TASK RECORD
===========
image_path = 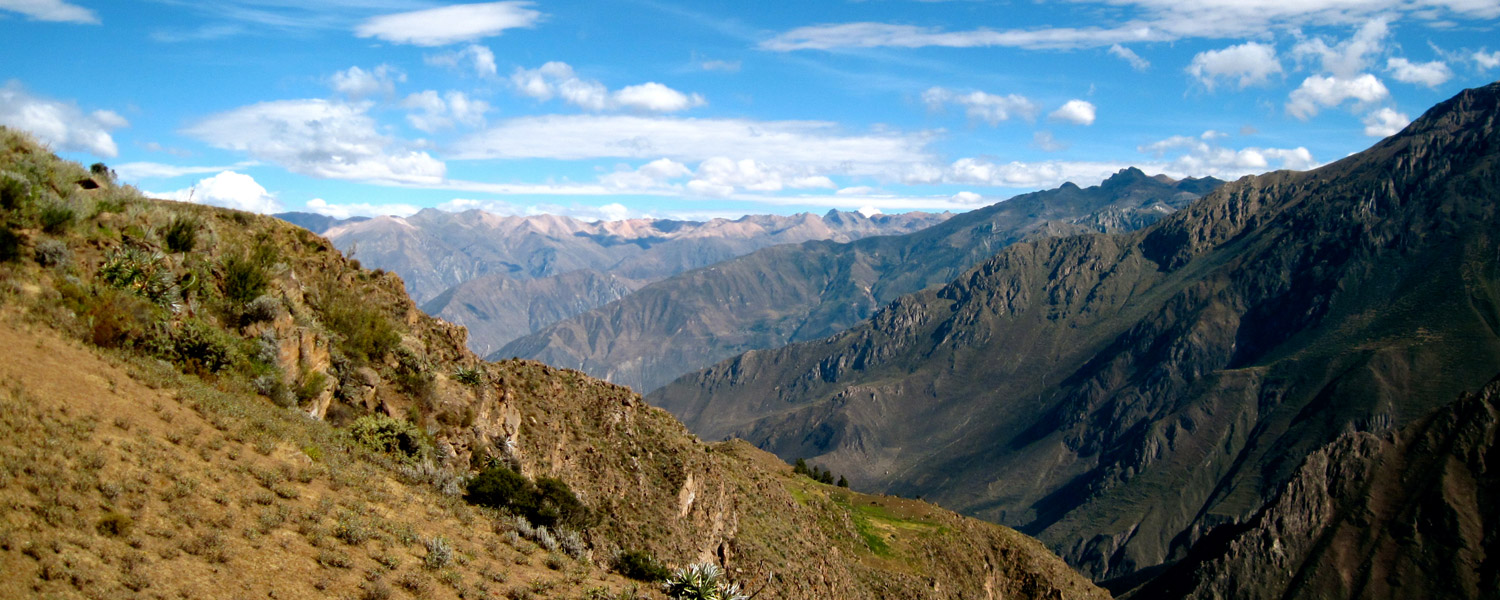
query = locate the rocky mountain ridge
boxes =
[310,207,949,354]
[649,81,1500,595]
[504,168,1220,393]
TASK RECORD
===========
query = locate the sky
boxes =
[0,1,1497,222]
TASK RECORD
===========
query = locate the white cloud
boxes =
[152,171,281,214]
[184,99,446,185]
[304,198,421,219]
[401,90,490,132]
[115,161,258,180]
[599,158,692,190]
[760,1,1494,52]
[1475,49,1500,69]
[1033,131,1068,152]
[452,115,932,172]
[435,198,642,222]
[686,158,836,197]
[425,44,498,78]
[923,87,1039,125]
[1285,73,1390,119]
[0,81,126,157]
[1187,42,1282,90]
[329,64,404,98]
[1362,107,1410,136]
[510,62,703,113]
[355,1,542,46]
[1290,18,1390,78]
[1109,44,1150,70]
[1385,57,1452,87]
[950,191,984,205]
[699,59,741,72]
[1049,100,1096,125]
[614,83,707,112]
[0,0,97,23]
[856,206,882,217]
[1137,131,1319,174]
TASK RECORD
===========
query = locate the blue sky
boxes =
[1,0,1497,221]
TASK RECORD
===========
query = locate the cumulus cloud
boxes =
[1187,42,1282,90]
[355,1,542,46]
[425,44,498,78]
[1385,57,1452,87]
[1109,44,1150,70]
[329,64,404,98]
[0,81,126,157]
[435,198,638,222]
[1049,100,1096,125]
[1362,107,1410,136]
[1285,73,1390,119]
[1137,130,1319,174]
[0,0,97,23]
[686,157,836,197]
[152,171,281,214]
[598,158,692,190]
[304,198,421,219]
[510,62,704,112]
[923,87,1039,125]
[184,99,445,185]
[401,90,490,132]
[452,115,932,173]
[1290,18,1390,78]
[1475,49,1500,69]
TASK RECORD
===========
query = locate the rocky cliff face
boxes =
[649,81,1500,594]
[505,170,1219,393]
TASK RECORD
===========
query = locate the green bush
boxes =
[222,252,269,306]
[615,550,671,583]
[99,246,181,309]
[156,318,242,374]
[295,371,329,405]
[39,202,73,234]
[0,173,29,211]
[0,225,18,262]
[85,288,165,349]
[349,414,427,461]
[162,215,199,253]
[464,465,592,530]
[319,284,400,364]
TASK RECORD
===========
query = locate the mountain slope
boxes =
[0,126,1101,600]
[504,169,1219,393]
[649,81,1500,592]
[320,208,947,355]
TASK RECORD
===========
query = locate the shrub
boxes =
[158,318,241,374]
[616,550,670,583]
[96,512,134,537]
[295,370,329,406]
[162,215,199,253]
[100,245,181,309]
[90,162,115,182]
[86,288,164,349]
[222,252,269,306]
[33,239,68,267]
[319,284,400,364]
[39,202,73,234]
[423,536,452,570]
[453,366,483,386]
[0,225,19,262]
[254,374,295,408]
[0,173,29,210]
[465,466,592,530]
[349,414,427,461]
[242,295,280,325]
[662,563,747,600]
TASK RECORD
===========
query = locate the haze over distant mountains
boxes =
[502,169,1222,393]
[650,82,1500,596]
[280,208,949,355]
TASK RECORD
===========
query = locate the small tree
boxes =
[793,458,808,476]
[837,475,849,488]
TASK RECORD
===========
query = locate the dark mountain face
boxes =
[502,170,1220,393]
[421,269,639,356]
[648,82,1500,592]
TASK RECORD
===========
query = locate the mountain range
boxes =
[501,169,1221,393]
[649,81,1500,596]
[294,208,948,355]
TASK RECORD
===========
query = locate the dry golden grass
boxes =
[0,313,648,600]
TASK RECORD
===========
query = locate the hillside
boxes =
[316,207,949,355]
[0,127,1102,599]
[504,169,1219,393]
[649,81,1500,594]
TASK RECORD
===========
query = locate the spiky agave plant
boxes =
[99,245,182,310]
[662,563,748,600]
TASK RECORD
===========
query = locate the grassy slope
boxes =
[0,127,1105,600]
